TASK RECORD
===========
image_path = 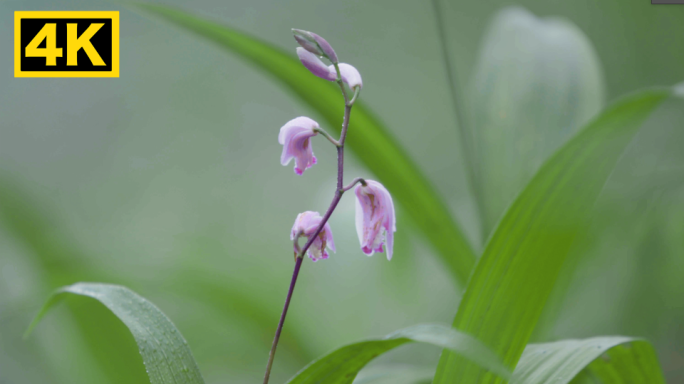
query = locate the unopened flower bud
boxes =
[293,34,323,56]
[310,32,338,64]
[292,29,338,64]
[296,47,336,81]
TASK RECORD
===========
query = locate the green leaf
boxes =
[434,88,681,384]
[468,7,605,235]
[352,366,433,384]
[287,324,510,384]
[0,178,151,384]
[512,337,665,383]
[26,282,205,384]
[131,3,476,286]
[0,177,314,379]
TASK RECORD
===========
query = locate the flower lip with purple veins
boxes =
[278,116,319,175]
[291,211,336,261]
[354,180,396,260]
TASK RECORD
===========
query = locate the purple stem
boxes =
[262,256,303,384]
[262,86,353,384]
[296,104,351,259]
[342,177,367,192]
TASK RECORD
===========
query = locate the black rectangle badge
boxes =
[14,11,119,77]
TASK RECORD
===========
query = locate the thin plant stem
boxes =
[348,87,361,106]
[332,63,350,103]
[314,127,341,147]
[342,177,367,192]
[263,77,354,384]
[430,0,486,244]
[262,256,303,384]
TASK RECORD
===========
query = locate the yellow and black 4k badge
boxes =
[14,11,119,78]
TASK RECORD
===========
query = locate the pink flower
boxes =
[354,180,396,260]
[297,47,336,81]
[291,211,336,261]
[279,116,319,175]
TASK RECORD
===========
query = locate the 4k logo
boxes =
[14,11,119,77]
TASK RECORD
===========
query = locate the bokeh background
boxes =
[1,0,683,383]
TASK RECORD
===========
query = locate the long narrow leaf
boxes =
[513,337,665,383]
[434,88,681,384]
[287,324,510,384]
[352,366,433,384]
[0,176,313,373]
[0,179,151,384]
[26,283,205,384]
[132,3,476,286]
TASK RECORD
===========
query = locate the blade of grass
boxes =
[286,324,510,384]
[433,88,681,383]
[0,178,151,384]
[430,0,484,243]
[352,366,433,384]
[0,176,316,375]
[513,337,665,383]
[26,282,206,384]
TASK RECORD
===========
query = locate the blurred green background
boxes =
[1,0,683,383]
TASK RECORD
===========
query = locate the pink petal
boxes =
[279,117,319,175]
[324,222,336,252]
[294,34,322,56]
[311,32,338,63]
[297,48,336,81]
[329,63,362,89]
[290,211,336,261]
[354,180,395,260]
[385,226,394,261]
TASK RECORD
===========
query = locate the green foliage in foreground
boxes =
[434,90,676,383]
[26,282,668,384]
[513,337,665,383]
[28,284,508,384]
[26,283,205,384]
[286,324,510,384]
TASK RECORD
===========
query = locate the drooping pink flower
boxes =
[354,180,396,260]
[279,117,319,175]
[297,47,336,81]
[291,211,336,261]
[330,63,363,89]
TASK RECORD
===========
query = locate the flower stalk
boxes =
[263,29,394,384]
[263,61,353,384]
[342,177,367,192]
[262,256,303,384]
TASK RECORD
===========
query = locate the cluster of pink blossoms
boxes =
[278,30,396,263]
